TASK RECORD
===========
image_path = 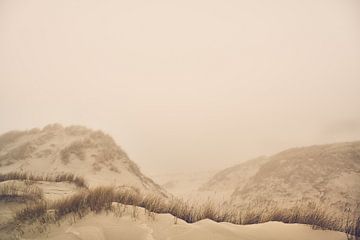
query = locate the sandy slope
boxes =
[201,141,360,212]
[20,203,347,240]
[0,124,166,195]
[0,202,25,225]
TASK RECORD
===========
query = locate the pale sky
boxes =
[1,0,360,174]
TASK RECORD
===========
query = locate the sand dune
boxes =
[24,204,347,240]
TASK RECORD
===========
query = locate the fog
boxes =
[0,0,360,174]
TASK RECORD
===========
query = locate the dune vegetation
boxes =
[0,181,43,202]
[6,186,359,238]
[0,172,87,188]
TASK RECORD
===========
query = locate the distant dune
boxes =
[201,141,360,214]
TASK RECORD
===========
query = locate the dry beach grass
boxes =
[8,186,359,238]
[0,172,87,188]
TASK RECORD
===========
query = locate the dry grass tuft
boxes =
[0,181,43,202]
[51,191,88,219]
[0,172,87,188]
[113,188,142,206]
[139,194,164,213]
[15,201,47,222]
[86,186,114,212]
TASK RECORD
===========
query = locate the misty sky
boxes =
[1,0,360,174]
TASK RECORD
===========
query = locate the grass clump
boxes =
[86,186,114,212]
[52,191,88,218]
[15,187,116,222]
[0,181,43,202]
[15,202,47,222]
[0,172,87,188]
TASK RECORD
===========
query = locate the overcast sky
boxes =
[1,0,360,174]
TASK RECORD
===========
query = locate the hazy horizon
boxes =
[1,0,360,175]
